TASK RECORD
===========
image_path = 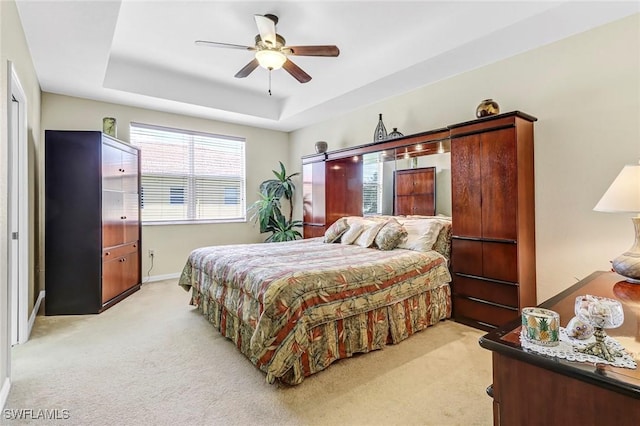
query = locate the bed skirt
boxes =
[188,284,451,385]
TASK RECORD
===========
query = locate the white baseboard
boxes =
[143,272,181,283]
[27,291,45,341]
[0,377,10,410]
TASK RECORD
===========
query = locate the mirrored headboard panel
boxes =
[304,127,451,234]
[361,138,451,218]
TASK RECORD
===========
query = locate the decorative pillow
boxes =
[324,217,349,243]
[374,219,408,250]
[354,220,388,248]
[340,222,365,245]
[396,219,445,252]
[432,220,453,259]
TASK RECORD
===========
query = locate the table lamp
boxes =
[594,162,640,283]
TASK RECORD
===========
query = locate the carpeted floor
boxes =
[4,279,493,426]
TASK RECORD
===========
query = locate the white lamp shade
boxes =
[255,50,287,70]
[594,164,640,213]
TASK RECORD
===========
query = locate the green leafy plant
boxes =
[248,161,302,242]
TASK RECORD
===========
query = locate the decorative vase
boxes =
[475,99,500,118]
[102,117,117,137]
[314,141,328,154]
[373,113,387,141]
[388,128,404,139]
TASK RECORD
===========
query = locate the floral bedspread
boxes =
[178,238,451,382]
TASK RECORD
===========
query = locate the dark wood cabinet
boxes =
[45,130,141,315]
[302,155,327,238]
[394,167,435,215]
[325,157,363,227]
[480,272,640,426]
[449,112,537,330]
[301,154,363,238]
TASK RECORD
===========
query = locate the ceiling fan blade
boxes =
[195,40,255,51]
[283,59,312,83]
[254,14,277,47]
[286,45,340,57]
[234,59,260,78]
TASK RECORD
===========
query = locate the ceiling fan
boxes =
[195,14,340,84]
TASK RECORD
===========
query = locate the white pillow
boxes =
[396,219,445,252]
[340,222,365,245]
[354,220,387,248]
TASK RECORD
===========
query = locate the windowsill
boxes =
[142,218,247,226]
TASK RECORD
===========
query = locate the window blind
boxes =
[363,153,383,215]
[130,122,246,224]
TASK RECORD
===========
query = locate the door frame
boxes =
[7,61,29,345]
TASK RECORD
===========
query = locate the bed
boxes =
[178,216,452,385]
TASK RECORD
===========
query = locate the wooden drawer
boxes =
[453,274,518,308]
[452,239,518,282]
[453,295,519,328]
[103,241,138,261]
[452,239,483,276]
[483,241,518,282]
[395,194,435,216]
[102,251,139,303]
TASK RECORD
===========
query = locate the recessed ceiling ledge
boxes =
[103,55,282,120]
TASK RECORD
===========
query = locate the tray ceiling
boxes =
[15,1,639,131]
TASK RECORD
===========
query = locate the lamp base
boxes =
[612,216,640,284]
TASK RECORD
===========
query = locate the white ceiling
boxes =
[15,1,639,132]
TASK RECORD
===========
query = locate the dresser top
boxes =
[480,271,640,399]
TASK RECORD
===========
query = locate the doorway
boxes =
[8,62,29,345]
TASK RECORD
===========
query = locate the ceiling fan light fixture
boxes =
[255,49,287,70]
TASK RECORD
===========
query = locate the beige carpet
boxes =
[4,280,493,426]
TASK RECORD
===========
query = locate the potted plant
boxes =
[248,161,303,242]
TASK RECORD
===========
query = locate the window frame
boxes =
[130,121,247,225]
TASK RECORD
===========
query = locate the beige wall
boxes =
[1,0,42,406]
[40,94,290,279]
[289,14,640,302]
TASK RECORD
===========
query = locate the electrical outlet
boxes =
[148,249,155,258]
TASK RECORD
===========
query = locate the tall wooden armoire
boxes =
[449,112,537,330]
[45,130,141,315]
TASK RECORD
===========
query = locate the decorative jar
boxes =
[388,128,404,139]
[475,99,500,118]
[102,117,117,137]
[314,141,328,154]
[521,307,560,346]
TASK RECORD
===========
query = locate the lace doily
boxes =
[520,327,637,369]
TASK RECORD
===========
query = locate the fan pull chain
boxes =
[268,68,273,96]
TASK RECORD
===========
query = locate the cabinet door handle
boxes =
[105,252,110,256]
[119,258,126,263]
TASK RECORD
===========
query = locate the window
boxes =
[130,122,246,224]
[362,152,383,215]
